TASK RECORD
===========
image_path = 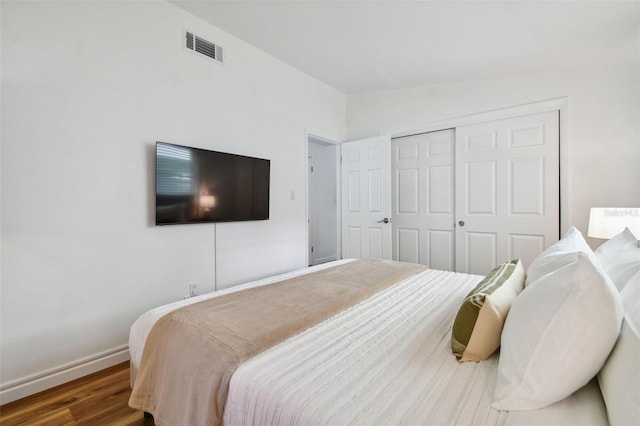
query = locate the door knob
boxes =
[458,220,465,226]
[378,217,391,224]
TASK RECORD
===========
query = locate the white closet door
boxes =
[392,129,455,269]
[341,136,392,259]
[455,111,560,274]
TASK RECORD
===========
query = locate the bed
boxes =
[128,228,639,426]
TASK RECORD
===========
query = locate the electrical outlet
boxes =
[189,282,198,297]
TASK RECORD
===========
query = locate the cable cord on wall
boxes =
[214,222,217,292]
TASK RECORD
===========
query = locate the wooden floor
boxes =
[0,362,153,426]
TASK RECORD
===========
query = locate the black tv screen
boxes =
[155,142,270,225]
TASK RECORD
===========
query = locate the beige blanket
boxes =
[129,258,426,426]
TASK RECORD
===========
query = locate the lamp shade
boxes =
[588,207,640,239]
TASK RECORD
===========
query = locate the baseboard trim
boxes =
[0,345,129,405]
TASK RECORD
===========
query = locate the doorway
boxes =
[308,136,339,266]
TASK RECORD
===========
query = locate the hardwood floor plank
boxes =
[74,403,150,426]
[68,378,131,421]
[0,362,152,425]
[1,408,75,426]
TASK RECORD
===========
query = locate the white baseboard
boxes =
[0,345,130,405]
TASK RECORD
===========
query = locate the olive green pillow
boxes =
[451,259,525,362]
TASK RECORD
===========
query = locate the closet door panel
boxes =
[455,111,559,274]
[392,129,455,268]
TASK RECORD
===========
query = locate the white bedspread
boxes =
[223,268,608,426]
[130,261,608,425]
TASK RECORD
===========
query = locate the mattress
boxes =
[129,260,608,425]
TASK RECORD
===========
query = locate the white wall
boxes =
[0,0,345,401]
[347,65,640,247]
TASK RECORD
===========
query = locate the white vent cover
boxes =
[185,31,224,64]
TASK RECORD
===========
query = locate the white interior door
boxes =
[392,129,455,269]
[455,111,560,274]
[341,135,392,259]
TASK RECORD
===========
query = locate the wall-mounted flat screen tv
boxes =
[155,142,270,225]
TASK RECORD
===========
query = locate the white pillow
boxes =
[598,271,640,426]
[493,255,623,411]
[525,226,597,286]
[595,227,640,291]
[595,227,638,258]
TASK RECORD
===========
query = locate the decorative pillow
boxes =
[493,255,623,411]
[598,271,640,426]
[451,259,525,362]
[595,227,640,291]
[525,226,597,286]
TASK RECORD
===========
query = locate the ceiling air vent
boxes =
[185,31,224,64]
